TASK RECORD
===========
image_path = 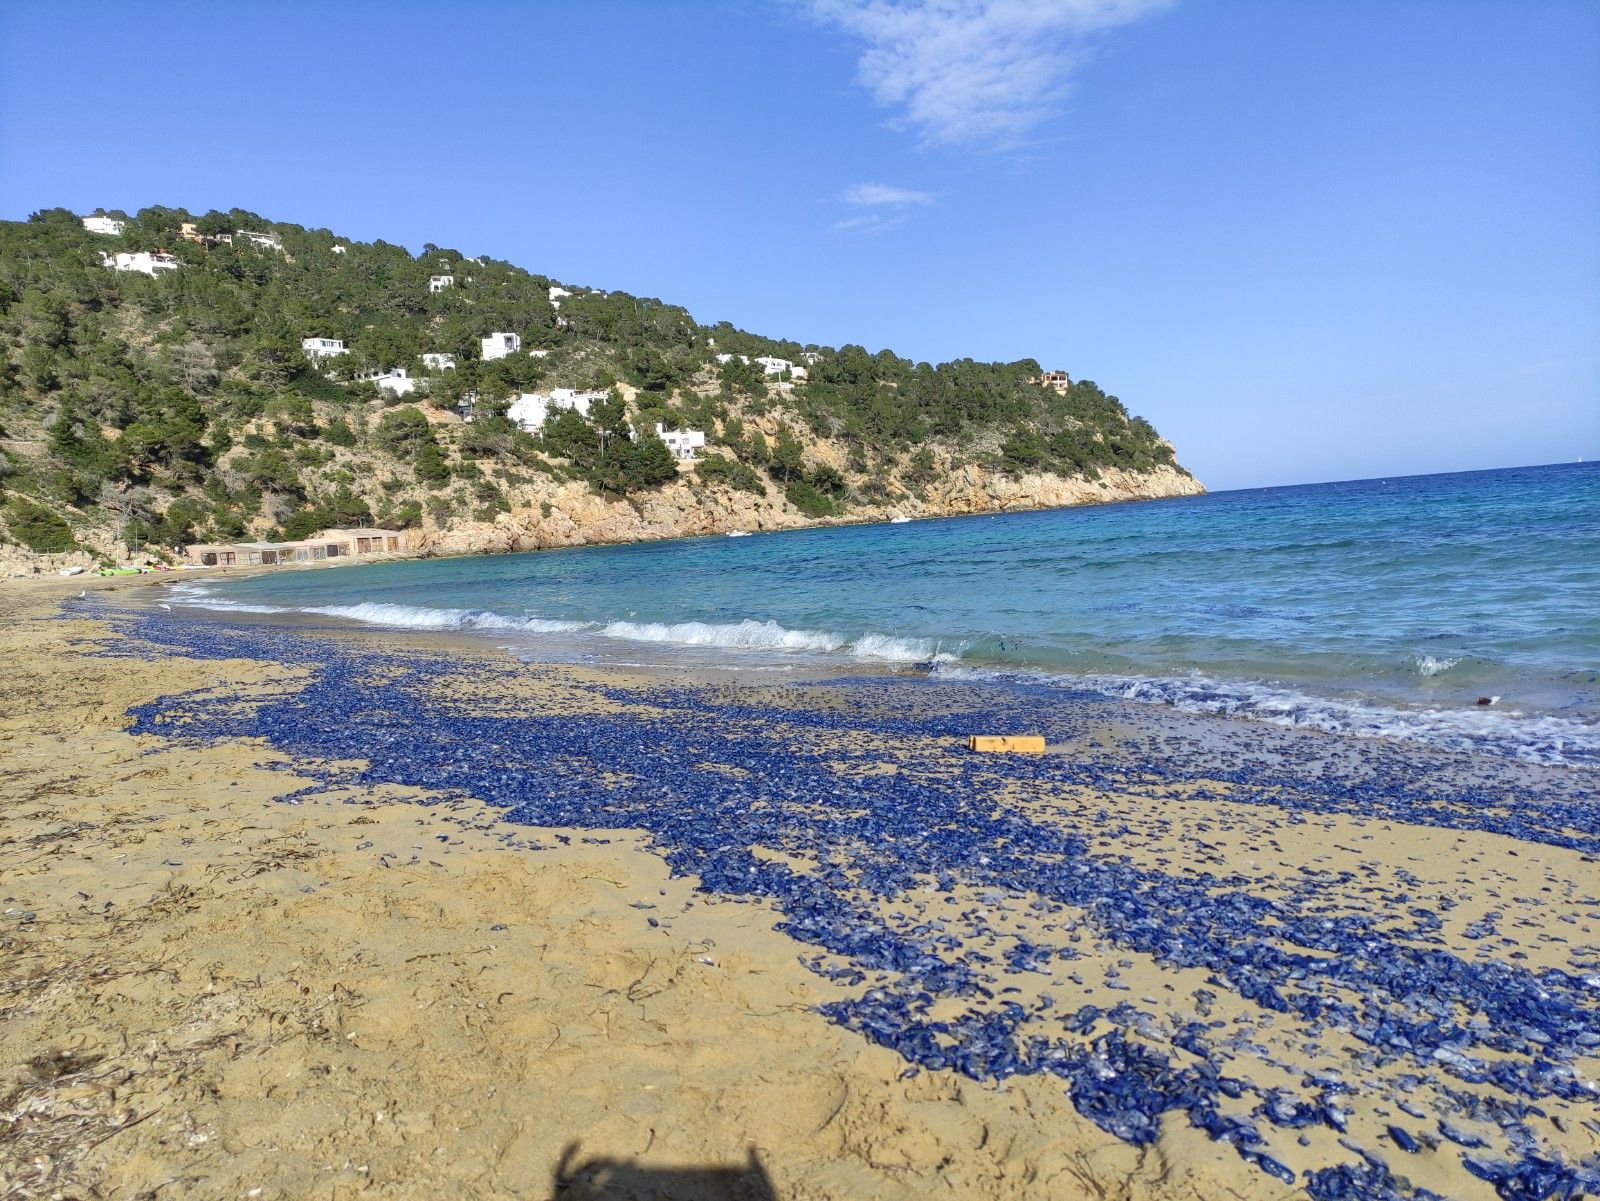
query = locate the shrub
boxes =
[695,454,766,495]
[4,496,78,553]
[785,479,835,518]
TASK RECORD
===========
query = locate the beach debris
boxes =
[967,735,1046,753]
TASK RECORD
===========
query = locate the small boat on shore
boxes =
[727,530,752,538]
[890,515,912,524]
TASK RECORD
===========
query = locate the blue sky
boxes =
[1,0,1595,490]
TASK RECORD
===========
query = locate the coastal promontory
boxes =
[0,207,1201,568]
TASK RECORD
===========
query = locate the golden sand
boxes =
[0,580,1280,1200]
[2,578,1593,1199]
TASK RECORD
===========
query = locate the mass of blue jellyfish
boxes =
[74,597,1600,1200]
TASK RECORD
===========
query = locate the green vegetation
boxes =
[694,454,767,496]
[0,204,1189,557]
[3,496,77,553]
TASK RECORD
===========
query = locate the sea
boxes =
[171,461,1600,767]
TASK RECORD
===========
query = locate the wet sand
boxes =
[1,578,1595,1200]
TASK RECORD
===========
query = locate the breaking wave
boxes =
[170,586,945,664]
[598,617,844,653]
[305,602,589,634]
[1412,654,1462,677]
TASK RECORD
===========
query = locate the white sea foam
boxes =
[849,632,949,663]
[172,585,944,664]
[934,663,1599,766]
[596,618,944,663]
[303,602,590,634]
[165,583,287,614]
[1412,654,1461,677]
[599,618,846,653]
[171,587,589,634]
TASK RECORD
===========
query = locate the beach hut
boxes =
[185,527,407,568]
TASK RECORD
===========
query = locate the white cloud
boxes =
[830,212,909,235]
[808,0,1171,148]
[842,182,935,206]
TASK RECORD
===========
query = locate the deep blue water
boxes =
[179,461,1600,765]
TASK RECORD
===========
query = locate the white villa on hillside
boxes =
[801,351,824,365]
[236,230,283,251]
[82,215,126,236]
[506,388,603,432]
[356,368,416,397]
[550,387,606,409]
[714,353,806,381]
[331,244,347,254]
[481,331,520,360]
[428,274,454,293]
[302,336,347,360]
[422,352,456,371]
[654,424,706,462]
[548,286,572,304]
[102,250,178,276]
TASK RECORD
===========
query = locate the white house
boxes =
[82,215,125,236]
[654,424,706,462]
[102,250,179,276]
[302,336,347,360]
[548,286,572,303]
[800,351,824,365]
[356,368,416,397]
[755,356,795,377]
[428,274,454,293]
[506,388,603,432]
[455,390,480,422]
[481,331,520,361]
[236,230,283,251]
[331,244,347,255]
[714,353,749,365]
[421,352,457,371]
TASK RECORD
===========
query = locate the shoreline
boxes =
[156,564,1600,770]
[4,583,1597,1199]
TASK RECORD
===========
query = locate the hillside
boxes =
[0,205,1201,566]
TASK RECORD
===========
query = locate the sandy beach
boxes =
[2,579,1595,1200]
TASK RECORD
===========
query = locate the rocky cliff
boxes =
[417,459,1203,557]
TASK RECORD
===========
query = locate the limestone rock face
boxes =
[417,464,1204,558]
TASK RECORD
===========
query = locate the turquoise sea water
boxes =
[177,462,1600,765]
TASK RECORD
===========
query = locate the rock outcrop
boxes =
[417,463,1203,558]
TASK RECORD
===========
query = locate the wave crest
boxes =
[1412,654,1461,677]
[171,586,942,664]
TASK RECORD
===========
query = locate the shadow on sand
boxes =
[551,1141,777,1200]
